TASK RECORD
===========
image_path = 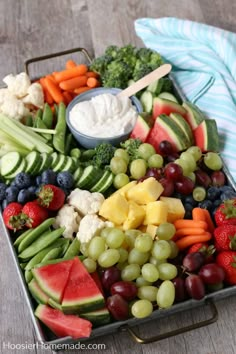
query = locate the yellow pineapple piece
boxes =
[143,201,168,225]
[126,177,164,205]
[146,224,158,239]
[113,181,137,197]
[99,193,129,225]
[160,196,185,222]
[123,201,146,230]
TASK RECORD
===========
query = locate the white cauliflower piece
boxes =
[3,72,31,98]
[53,204,81,239]
[0,88,9,106]
[77,214,113,243]
[22,82,44,108]
[68,188,105,216]
[0,94,30,120]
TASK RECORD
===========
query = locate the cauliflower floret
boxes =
[3,72,31,98]
[0,88,9,106]
[68,188,105,216]
[53,204,81,239]
[22,82,44,108]
[0,94,30,120]
[77,214,114,243]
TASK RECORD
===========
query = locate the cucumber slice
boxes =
[61,156,75,172]
[25,151,41,174]
[51,152,60,169]
[73,166,84,182]
[83,169,104,190]
[52,154,67,172]
[0,152,22,176]
[140,91,153,113]
[31,156,43,176]
[147,79,163,95]
[90,171,113,193]
[158,92,178,103]
[38,153,53,174]
[5,159,27,179]
[76,165,99,189]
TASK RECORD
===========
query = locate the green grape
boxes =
[80,242,89,257]
[82,258,97,273]
[187,146,202,161]
[129,159,147,179]
[137,286,158,302]
[204,152,223,171]
[131,299,153,318]
[156,223,176,240]
[117,261,129,270]
[88,236,106,261]
[168,240,179,259]
[149,256,167,267]
[98,249,120,268]
[175,158,191,175]
[134,233,153,253]
[151,240,171,260]
[113,173,130,189]
[138,143,156,160]
[125,229,141,249]
[148,154,164,168]
[121,264,141,281]
[156,280,175,308]
[180,151,197,172]
[110,157,127,174]
[100,227,113,238]
[128,248,150,265]
[192,186,206,202]
[141,263,159,282]
[157,263,178,280]
[117,248,129,263]
[136,276,152,287]
[186,172,196,183]
[106,228,125,248]
[114,148,130,164]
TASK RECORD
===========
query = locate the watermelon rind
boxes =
[80,307,111,326]
[182,102,205,130]
[152,97,187,120]
[48,298,63,311]
[170,113,194,145]
[194,119,219,152]
[130,114,152,142]
[28,279,49,305]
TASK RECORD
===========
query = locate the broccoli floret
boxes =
[105,45,119,60]
[136,47,153,63]
[89,55,112,76]
[93,143,116,167]
[133,60,153,82]
[102,60,133,88]
[149,52,164,70]
[116,44,137,70]
[120,138,142,161]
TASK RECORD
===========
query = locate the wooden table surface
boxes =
[1,1,236,353]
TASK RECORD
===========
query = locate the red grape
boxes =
[172,277,188,302]
[110,281,138,301]
[107,294,129,320]
[166,153,180,163]
[101,266,121,292]
[195,169,211,188]
[158,140,174,156]
[146,167,164,180]
[164,162,183,181]
[211,171,226,187]
[198,263,225,284]
[159,177,175,197]
[185,274,205,300]
[183,252,205,272]
[174,176,195,195]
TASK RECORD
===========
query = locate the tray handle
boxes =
[24,47,93,76]
[119,299,218,344]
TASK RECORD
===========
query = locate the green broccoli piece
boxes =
[149,52,164,70]
[136,47,153,63]
[105,45,120,60]
[93,143,116,167]
[116,44,137,70]
[89,55,112,76]
[120,138,142,161]
[102,60,133,88]
[133,60,153,82]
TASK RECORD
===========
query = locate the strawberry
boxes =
[22,200,48,228]
[214,225,236,252]
[37,184,65,211]
[3,202,24,231]
[216,251,236,285]
[187,242,215,263]
[214,198,236,226]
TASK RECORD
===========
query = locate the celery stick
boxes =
[0,120,35,150]
[8,116,47,143]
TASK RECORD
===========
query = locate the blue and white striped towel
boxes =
[135,17,236,181]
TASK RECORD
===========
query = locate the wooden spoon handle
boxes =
[117,63,172,98]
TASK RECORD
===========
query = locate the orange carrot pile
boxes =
[173,208,215,250]
[38,59,101,107]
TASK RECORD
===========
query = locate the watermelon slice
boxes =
[80,307,111,326]
[169,113,194,145]
[35,304,92,339]
[62,257,105,314]
[28,279,49,305]
[130,114,153,142]
[193,119,219,152]
[182,102,205,130]
[90,271,105,296]
[32,259,74,303]
[152,97,187,120]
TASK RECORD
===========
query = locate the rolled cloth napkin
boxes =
[135,17,236,181]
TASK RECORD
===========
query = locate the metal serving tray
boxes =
[2,47,236,348]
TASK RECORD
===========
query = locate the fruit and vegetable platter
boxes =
[1,45,236,345]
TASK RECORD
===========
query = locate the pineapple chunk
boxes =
[123,201,145,230]
[99,193,129,225]
[126,177,164,205]
[146,224,158,239]
[160,196,185,222]
[113,181,137,197]
[143,201,168,225]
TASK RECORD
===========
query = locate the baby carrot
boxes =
[175,233,212,250]
[192,207,215,233]
[59,76,88,91]
[62,91,73,105]
[44,77,64,104]
[66,59,77,69]
[173,227,206,241]
[201,209,215,234]
[174,219,208,230]
[74,86,92,95]
[192,207,206,222]
[87,77,100,88]
[39,78,54,105]
[86,71,100,78]
[54,64,88,83]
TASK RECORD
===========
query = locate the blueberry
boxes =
[15,172,32,189]
[220,190,236,201]
[184,195,198,207]
[184,202,193,219]
[219,185,234,193]
[56,171,74,189]
[35,176,42,186]
[198,200,213,210]
[41,169,57,185]
[207,186,221,201]
[10,180,19,189]
[2,199,9,210]
[213,199,222,208]
[17,189,32,204]
[0,183,7,202]
[5,186,19,203]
